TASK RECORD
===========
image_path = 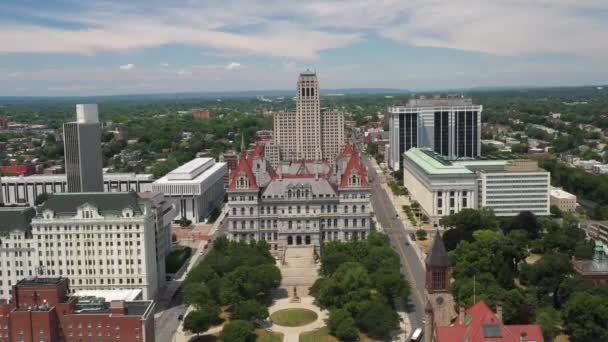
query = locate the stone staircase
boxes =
[278,246,318,298]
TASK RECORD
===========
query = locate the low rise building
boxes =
[1,173,154,206]
[152,158,226,223]
[0,277,155,342]
[226,144,372,256]
[0,192,176,301]
[403,148,550,226]
[550,187,577,212]
[428,300,543,342]
[572,241,608,285]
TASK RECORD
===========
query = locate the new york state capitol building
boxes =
[226,143,372,255]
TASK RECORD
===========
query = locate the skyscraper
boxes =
[274,71,345,162]
[63,104,104,192]
[388,96,482,170]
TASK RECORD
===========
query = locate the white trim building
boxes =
[1,173,154,206]
[0,192,176,301]
[152,158,227,223]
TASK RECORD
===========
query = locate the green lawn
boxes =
[256,329,283,342]
[270,309,318,327]
[299,327,338,342]
[299,327,381,342]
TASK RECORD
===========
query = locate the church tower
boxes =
[425,230,452,293]
[424,230,456,334]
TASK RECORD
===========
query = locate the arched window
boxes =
[237,175,249,189]
[241,207,245,215]
[249,207,254,215]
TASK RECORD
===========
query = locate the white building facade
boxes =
[0,192,176,301]
[403,148,550,226]
[1,173,154,206]
[152,158,227,223]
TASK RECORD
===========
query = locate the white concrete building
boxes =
[388,97,482,170]
[403,148,550,226]
[152,158,227,223]
[0,192,176,301]
[550,186,577,212]
[1,173,154,206]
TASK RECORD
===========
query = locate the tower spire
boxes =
[240,133,246,157]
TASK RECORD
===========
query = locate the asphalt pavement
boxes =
[361,153,427,329]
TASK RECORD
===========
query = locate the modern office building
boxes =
[550,186,577,212]
[1,172,154,206]
[152,158,227,223]
[63,104,104,192]
[273,71,345,162]
[0,277,155,342]
[388,96,482,170]
[0,192,176,301]
[403,148,550,226]
[226,144,372,256]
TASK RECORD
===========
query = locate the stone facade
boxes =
[273,72,345,163]
[225,144,371,256]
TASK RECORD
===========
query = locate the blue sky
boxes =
[0,0,607,96]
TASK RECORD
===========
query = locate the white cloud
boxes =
[160,62,170,67]
[225,62,242,71]
[0,0,606,59]
[119,63,135,70]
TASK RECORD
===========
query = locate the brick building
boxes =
[191,110,210,119]
[0,277,155,342]
[0,165,36,176]
[0,117,7,130]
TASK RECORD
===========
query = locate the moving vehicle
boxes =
[410,328,423,342]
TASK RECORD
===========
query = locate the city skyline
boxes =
[1,0,607,96]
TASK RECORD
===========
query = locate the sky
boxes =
[0,0,607,96]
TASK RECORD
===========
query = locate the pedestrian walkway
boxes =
[277,246,319,297]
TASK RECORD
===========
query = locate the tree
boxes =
[507,211,541,238]
[233,299,268,321]
[183,308,220,336]
[328,309,359,341]
[415,229,427,240]
[550,205,562,218]
[536,306,561,340]
[354,299,399,339]
[562,292,608,342]
[511,143,529,154]
[219,320,256,342]
[178,216,192,227]
[440,208,498,250]
[519,254,573,302]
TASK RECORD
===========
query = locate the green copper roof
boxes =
[0,207,35,233]
[404,148,473,175]
[404,148,510,175]
[40,192,143,216]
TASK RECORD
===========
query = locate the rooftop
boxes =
[73,289,142,302]
[39,192,143,216]
[550,187,576,199]
[155,160,226,185]
[0,207,35,233]
[1,172,153,182]
[405,148,534,176]
[17,276,65,286]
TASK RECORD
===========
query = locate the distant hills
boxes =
[0,85,605,104]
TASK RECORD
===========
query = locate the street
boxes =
[361,153,427,330]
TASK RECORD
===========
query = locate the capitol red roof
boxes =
[228,154,258,189]
[338,143,355,158]
[340,152,369,187]
[435,301,543,342]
